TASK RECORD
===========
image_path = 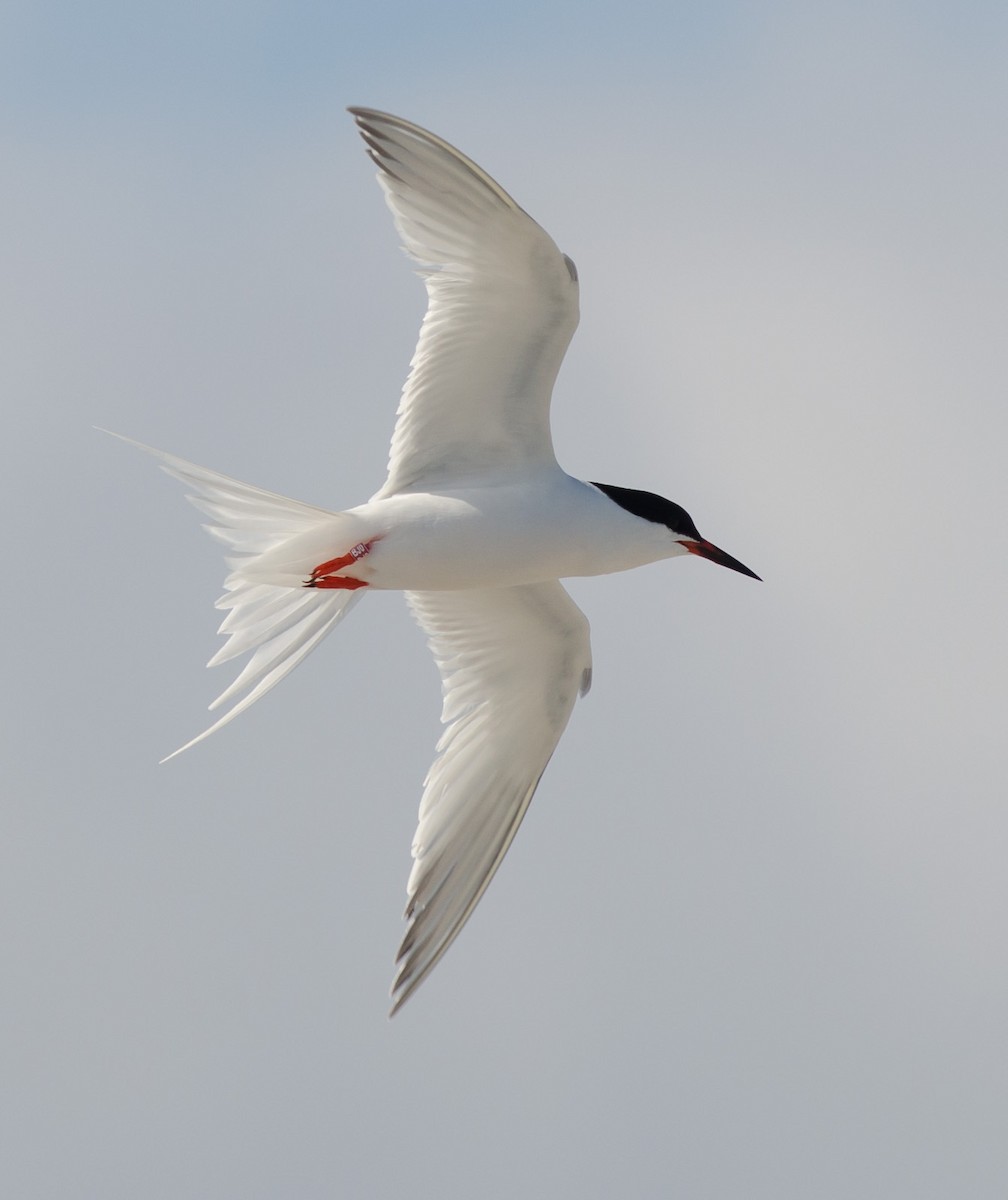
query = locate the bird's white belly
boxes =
[347,479,670,591]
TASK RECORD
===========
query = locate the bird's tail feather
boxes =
[105,433,366,760]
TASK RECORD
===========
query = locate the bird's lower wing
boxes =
[393,582,593,1013]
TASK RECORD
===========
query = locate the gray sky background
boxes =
[4,3,1007,1197]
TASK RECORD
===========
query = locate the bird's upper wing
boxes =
[349,108,580,497]
[393,582,593,1013]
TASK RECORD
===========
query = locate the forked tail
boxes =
[108,434,366,759]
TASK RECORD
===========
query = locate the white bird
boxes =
[116,108,759,1014]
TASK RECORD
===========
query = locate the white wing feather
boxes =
[392,583,592,1013]
[349,108,580,495]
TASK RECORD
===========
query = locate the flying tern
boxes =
[117,108,760,1014]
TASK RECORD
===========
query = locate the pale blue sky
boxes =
[4,3,1008,1197]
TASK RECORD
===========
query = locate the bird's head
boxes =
[590,482,761,581]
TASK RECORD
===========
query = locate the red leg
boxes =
[309,575,369,590]
[305,540,374,590]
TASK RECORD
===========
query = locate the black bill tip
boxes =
[682,539,761,581]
